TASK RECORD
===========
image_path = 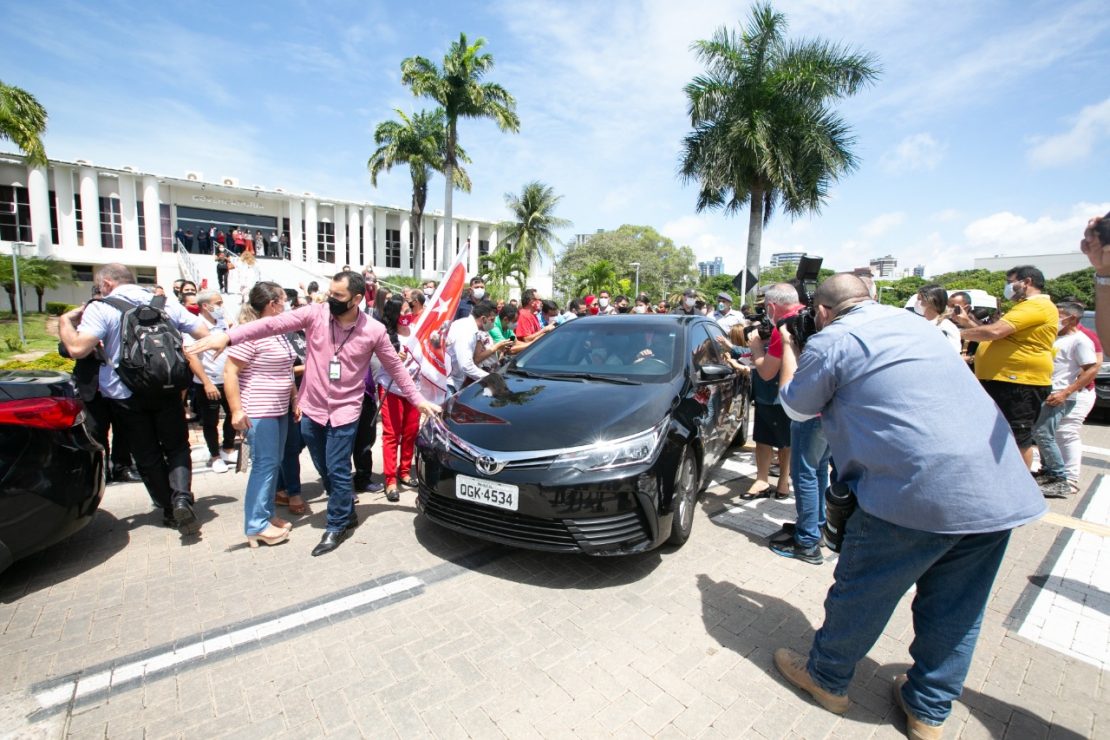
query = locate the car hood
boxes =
[444,373,679,452]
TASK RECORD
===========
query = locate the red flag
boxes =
[407,244,469,402]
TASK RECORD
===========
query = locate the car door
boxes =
[687,321,736,462]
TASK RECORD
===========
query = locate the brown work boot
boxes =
[773,648,851,714]
[893,675,945,739]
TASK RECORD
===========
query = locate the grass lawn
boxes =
[0,312,60,362]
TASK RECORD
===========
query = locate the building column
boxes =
[141,176,161,253]
[399,215,411,277]
[361,208,374,269]
[468,222,480,276]
[78,167,101,249]
[118,174,140,253]
[334,205,347,268]
[304,198,318,265]
[435,219,445,272]
[55,166,78,248]
[289,198,303,263]
[347,205,361,268]
[374,209,387,269]
[26,165,51,255]
[488,227,498,254]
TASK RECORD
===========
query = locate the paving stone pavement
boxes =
[0,416,1107,739]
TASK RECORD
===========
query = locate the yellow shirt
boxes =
[974,295,1058,386]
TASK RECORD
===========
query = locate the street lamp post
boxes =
[629,262,640,298]
[7,201,26,346]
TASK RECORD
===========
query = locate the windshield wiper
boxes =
[504,367,550,379]
[543,372,642,385]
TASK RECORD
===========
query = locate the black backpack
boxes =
[100,295,192,395]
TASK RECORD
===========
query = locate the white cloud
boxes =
[963,202,1110,257]
[880,134,945,173]
[860,211,906,238]
[1027,97,1110,168]
[932,208,962,223]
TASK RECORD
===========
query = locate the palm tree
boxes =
[22,257,73,313]
[401,33,520,270]
[479,246,529,299]
[679,3,879,298]
[498,181,572,270]
[368,108,471,278]
[0,80,48,167]
[574,260,618,297]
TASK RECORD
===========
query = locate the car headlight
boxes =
[551,420,667,472]
[421,415,450,447]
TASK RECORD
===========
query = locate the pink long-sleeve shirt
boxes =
[228,303,425,427]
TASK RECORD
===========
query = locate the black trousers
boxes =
[353,390,379,485]
[198,383,235,458]
[216,265,228,292]
[109,393,193,512]
[84,393,133,470]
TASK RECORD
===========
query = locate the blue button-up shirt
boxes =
[780,301,1045,535]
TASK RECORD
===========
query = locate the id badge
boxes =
[328,359,341,382]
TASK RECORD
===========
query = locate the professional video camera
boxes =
[777,255,823,349]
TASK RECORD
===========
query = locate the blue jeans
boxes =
[276,410,303,495]
[301,416,358,533]
[1032,397,1076,479]
[807,510,1011,725]
[790,418,831,548]
[243,415,287,535]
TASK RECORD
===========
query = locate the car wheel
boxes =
[668,447,699,546]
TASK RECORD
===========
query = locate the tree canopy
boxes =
[0,80,48,167]
[553,225,698,302]
[498,181,571,267]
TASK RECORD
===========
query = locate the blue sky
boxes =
[4,0,1109,277]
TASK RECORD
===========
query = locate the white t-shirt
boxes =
[184,315,228,385]
[1051,331,1097,396]
[934,317,962,353]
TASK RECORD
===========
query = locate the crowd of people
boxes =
[175,225,289,260]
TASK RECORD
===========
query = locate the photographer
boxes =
[740,283,800,499]
[1080,212,1110,347]
[771,274,1045,737]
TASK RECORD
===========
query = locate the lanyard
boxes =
[330,316,357,358]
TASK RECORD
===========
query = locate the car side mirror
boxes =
[698,363,732,382]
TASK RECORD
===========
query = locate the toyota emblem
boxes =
[476,455,506,475]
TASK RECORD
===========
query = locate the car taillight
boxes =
[0,397,83,430]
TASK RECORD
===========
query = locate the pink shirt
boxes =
[228,303,425,427]
[226,335,295,418]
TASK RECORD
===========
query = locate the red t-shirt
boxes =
[767,306,802,359]
[516,308,540,339]
[1077,324,1103,391]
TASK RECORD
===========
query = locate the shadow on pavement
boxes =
[0,510,127,603]
[696,574,1084,738]
[412,514,663,589]
[1028,574,1110,618]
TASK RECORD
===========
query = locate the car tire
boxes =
[668,447,699,547]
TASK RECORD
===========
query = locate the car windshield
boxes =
[511,319,681,382]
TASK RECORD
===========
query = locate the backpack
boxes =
[100,295,192,395]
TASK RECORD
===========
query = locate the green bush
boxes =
[46,302,76,316]
[0,352,75,373]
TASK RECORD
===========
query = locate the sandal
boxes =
[739,488,772,501]
[774,489,792,500]
[287,496,308,515]
[400,475,419,487]
[275,491,291,507]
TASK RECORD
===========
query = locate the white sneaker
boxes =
[219,449,238,463]
[210,458,229,474]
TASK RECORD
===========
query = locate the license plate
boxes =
[455,474,519,511]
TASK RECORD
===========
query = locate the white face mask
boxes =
[599,298,609,308]
[633,305,647,314]
[423,287,434,297]
[913,301,925,316]
[1003,282,1017,301]
[684,297,696,308]
[208,306,225,322]
[472,288,485,300]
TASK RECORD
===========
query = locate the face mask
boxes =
[633,305,647,314]
[423,288,433,297]
[599,298,609,308]
[507,323,516,333]
[618,305,629,314]
[208,306,225,322]
[684,297,696,309]
[185,304,201,315]
[472,288,485,300]
[1003,282,1016,301]
[398,314,413,327]
[913,301,926,316]
[717,302,726,313]
[328,296,352,317]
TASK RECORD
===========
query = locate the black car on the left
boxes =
[0,370,105,574]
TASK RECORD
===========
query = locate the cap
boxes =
[717,291,733,303]
[683,288,697,297]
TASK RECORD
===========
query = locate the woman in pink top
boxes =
[224,282,300,548]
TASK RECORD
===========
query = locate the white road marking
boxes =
[1017,477,1110,671]
[1081,444,1110,458]
[33,576,423,710]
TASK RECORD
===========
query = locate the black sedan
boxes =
[416,314,751,555]
[0,370,105,574]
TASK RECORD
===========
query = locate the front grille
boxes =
[445,440,556,470]
[419,491,651,553]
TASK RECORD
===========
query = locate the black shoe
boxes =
[1039,477,1071,499]
[364,482,385,493]
[311,528,351,556]
[385,487,400,503]
[768,539,823,564]
[769,522,797,544]
[172,495,199,534]
[111,465,143,483]
[161,512,177,528]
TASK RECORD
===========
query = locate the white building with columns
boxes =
[0,153,550,306]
